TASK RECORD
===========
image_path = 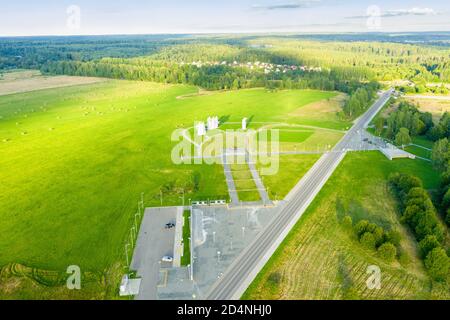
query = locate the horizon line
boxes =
[2,30,450,38]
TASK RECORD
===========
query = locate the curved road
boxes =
[207,89,394,300]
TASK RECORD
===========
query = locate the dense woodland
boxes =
[1,33,450,95]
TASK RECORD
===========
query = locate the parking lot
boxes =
[131,207,181,300]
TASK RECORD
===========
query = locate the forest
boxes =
[1,34,450,95]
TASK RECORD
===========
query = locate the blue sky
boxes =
[1,0,449,36]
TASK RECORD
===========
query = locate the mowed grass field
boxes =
[244,152,449,300]
[259,154,322,201]
[0,77,344,298]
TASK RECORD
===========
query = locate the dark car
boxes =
[165,222,175,229]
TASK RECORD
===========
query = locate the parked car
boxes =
[162,256,173,263]
[165,222,175,229]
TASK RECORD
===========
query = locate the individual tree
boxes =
[431,138,449,171]
[342,215,353,228]
[354,220,370,237]
[360,232,376,250]
[372,226,385,247]
[420,112,433,131]
[411,113,425,136]
[385,230,401,246]
[395,127,411,149]
[427,125,445,141]
[375,117,385,136]
[419,235,441,258]
[446,209,450,226]
[441,188,450,211]
[377,243,397,262]
[424,247,449,281]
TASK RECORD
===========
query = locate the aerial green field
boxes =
[259,154,322,201]
[244,152,449,300]
[0,78,344,298]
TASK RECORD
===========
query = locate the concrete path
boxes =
[409,143,432,151]
[222,154,240,205]
[246,152,272,205]
[172,207,184,268]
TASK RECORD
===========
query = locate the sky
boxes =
[1,0,450,36]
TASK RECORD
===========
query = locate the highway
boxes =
[206,89,394,300]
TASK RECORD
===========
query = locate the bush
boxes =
[419,235,441,258]
[372,226,385,247]
[414,210,440,241]
[385,230,401,246]
[342,215,353,228]
[424,248,450,282]
[267,272,282,285]
[354,220,370,237]
[378,243,397,262]
[389,173,423,202]
[360,232,376,250]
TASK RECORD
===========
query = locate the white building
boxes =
[207,116,219,130]
[196,122,206,136]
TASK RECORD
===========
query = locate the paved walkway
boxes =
[222,154,240,205]
[172,208,184,268]
[409,143,432,151]
[246,152,272,205]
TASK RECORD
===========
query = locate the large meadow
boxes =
[0,73,347,298]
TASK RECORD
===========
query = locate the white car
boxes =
[162,256,173,263]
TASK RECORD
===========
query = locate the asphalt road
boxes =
[206,89,394,300]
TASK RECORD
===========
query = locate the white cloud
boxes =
[252,0,321,11]
[347,7,439,19]
[383,7,438,17]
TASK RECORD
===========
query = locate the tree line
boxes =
[431,136,450,227]
[41,58,364,94]
[389,173,449,282]
[342,82,380,118]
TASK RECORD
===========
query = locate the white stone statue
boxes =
[196,122,206,136]
[242,118,248,131]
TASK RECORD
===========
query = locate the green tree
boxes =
[419,235,441,258]
[354,220,370,237]
[360,232,376,250]
[431,138,449,171]
[427,125,445,142]
[385,230,401,246]
[424,247,449,281]
[342,215,353,228]
[395,127,411,148]
[375,117,385,136]
[377,243,397,262]
[446,209,450,226]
